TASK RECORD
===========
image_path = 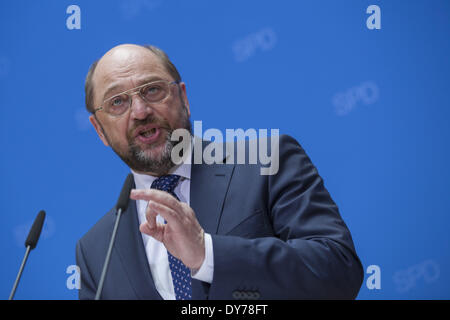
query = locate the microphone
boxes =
[9,210,46,300]
[95,173,134,300]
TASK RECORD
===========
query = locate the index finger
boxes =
[130,189,183,212]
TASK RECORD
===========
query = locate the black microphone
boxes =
[9,210,46,300]
[95,173,134,300]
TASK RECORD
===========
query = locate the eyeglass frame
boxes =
[93,79,181,116]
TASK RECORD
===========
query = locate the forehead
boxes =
[93,46,172,101]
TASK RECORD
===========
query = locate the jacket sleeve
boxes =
[208,135,364,299]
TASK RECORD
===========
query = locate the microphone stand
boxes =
[9,245,32,300]
[94,207,124,300]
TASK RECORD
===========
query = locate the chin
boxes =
[139,138,172,161]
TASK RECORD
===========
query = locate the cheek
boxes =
[104,118,130,145]
[165,102,187,128]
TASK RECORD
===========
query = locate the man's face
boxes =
[89,45,191,175]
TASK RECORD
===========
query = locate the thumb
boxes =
[140,222,165,242]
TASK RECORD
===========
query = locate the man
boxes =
[76,43,363,300]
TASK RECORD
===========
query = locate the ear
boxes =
[89,115,110,147]
[178,82,191,117]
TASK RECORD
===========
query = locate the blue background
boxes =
[1,0,449,300]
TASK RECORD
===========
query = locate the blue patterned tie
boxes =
[150,175,192,300]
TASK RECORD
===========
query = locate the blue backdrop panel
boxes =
[0,0,449,299]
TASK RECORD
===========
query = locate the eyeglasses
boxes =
[94,80,180,116]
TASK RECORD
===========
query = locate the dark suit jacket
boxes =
[76,135,363,299]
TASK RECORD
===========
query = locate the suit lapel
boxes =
[114,199,162,300]
[190,139,235,235]
[189,139,235,300]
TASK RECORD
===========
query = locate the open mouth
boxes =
[135,126,162,144]
[140,127,157,137]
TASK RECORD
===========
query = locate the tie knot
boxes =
[150,174,181,193]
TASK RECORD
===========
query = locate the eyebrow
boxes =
[101,76,167,101]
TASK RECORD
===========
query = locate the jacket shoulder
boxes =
[77,207,116,248]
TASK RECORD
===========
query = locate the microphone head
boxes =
[25,210,46,250]
[116,174,134,212]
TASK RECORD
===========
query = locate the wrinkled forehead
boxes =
[92,46,172,102]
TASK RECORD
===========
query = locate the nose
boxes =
[129,93,153,120]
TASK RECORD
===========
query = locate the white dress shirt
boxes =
[131,142,214,300]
